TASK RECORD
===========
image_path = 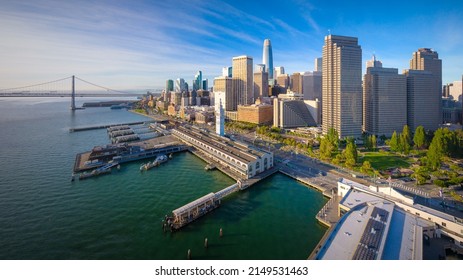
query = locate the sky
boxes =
[1,0,462,92]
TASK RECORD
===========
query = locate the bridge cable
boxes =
[0,76,73,92]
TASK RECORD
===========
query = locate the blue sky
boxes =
[0,0,462,91]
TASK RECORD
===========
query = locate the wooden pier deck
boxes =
[69,121,151,132]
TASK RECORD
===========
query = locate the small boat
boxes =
[205,163,216,171]
[140,155,168,172]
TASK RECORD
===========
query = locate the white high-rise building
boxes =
[322,35,363,138]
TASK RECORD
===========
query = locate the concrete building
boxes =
[410,48,442,96]
[448,81,462,102]
[315,178,463,260]
[254,72,269,99]
[302,71,322,101]
[175,78,186,93]
[232,55,254,106]
[276,74,290,89]
[322,35,363,138]
[442,98,462,124]
[273,92,317,128]
[314,57,322,72]
[366,54,383,68]
[290,72,303,94]
[237,103,273,125]
[363,60,407,137]
[274,66,285,77]
[404,70,441,132]
[222,66,232,78]
[172,125,274,179]
[255,63,266,73]
[214,76,235,111]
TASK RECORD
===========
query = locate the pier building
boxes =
[172,125,273,179]
[313,178,463,260]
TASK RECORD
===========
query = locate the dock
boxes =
[167,182,240,230]
[167,167,279,230]
[69,121,150,132]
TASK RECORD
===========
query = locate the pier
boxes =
[69,121,150,132]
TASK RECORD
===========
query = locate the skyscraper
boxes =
[232,55,253,106]
[314,58,322,72]
[262,39,273,82]
[166,79,174,92]
[254,71,269,99]
[322,35,362,138]
[410,48,442,95]
[404,70,441,132]
[363,57,407,137]
[214,76,234,111]
[290,72,303,94]
[274,66,285,77]
[175,78,185,93]
[194,71,202,91]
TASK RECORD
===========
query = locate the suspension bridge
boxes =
[0,76,145,110]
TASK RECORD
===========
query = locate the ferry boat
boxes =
[205,163,216,171]
[140,155,168,171]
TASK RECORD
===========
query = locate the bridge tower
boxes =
[70,75,76,110]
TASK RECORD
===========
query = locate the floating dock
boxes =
[69,121,150,132]
[166,167,279,231]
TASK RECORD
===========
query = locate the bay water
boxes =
[0,97,327,259]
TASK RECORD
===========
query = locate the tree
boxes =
[319,137,334,160]
[327,127,339,151]
[390,131,399,152]
[370,135,377,151]
[344,138,358,168]
[400,133,411,155]
[360,160,374,176]
[402,125,411,146]
[426,128,452,170]
[413,125,426,149]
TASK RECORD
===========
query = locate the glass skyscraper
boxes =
[262,39,273,81]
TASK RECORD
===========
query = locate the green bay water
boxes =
[0,97,327,259]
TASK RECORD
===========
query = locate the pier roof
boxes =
[175,126,265,164]
[172,193,216,216]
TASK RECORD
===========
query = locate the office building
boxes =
[314,57,322,72]
[404,70,440,132]
[254,72,269,99]
[166,79,174,92]
[202,79,208,91]
[175,78,186,93]
[363,59,407,137]
[302,71,322,101]
[290,72,303,94]
[274,66,285,77]
[222,66,232,78]
[214,76,235,111]
[232,55,254,106]
[237,103,273,125]
[322,35,363,138]
[262,39,274,81]
[276,74,290,89]
[410,48,442,96]
[366,55,382,68]
[255,64,266,73]
[273,92,317,128]
[194,71,202,91]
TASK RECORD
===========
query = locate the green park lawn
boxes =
[360,151,411,171]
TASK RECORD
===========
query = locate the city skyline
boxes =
[1,0,462,90]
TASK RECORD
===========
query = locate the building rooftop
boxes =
[175,126,270,164]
